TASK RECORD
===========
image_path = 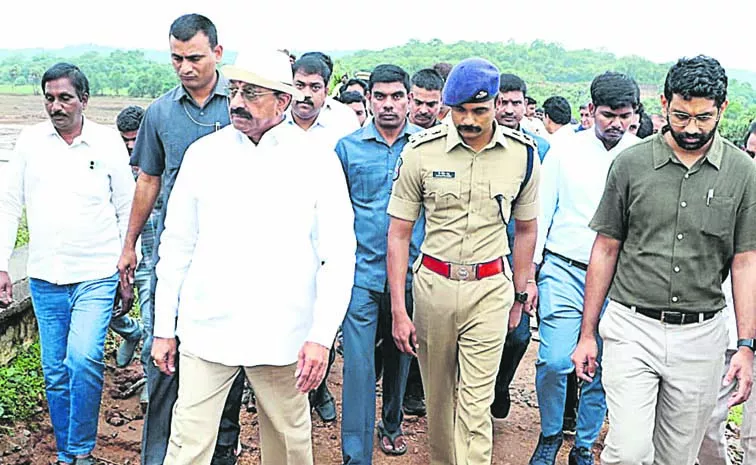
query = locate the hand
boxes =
[151,337,177,376]
[392,313,417,356]
[572,336,599,383]
[508,303,523,333]
[112,280,135,318]
[525,281,538,316]
[117,247,137,290]
[724,347,754,408]
[295,341,329,393]
[0,271,12,309]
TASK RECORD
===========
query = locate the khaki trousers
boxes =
[164,352,313,465]
[697,350,756,465]
[413,265,514,465]
[599,301,728,465]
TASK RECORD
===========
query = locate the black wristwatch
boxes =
[737,339,756,352]
[514,292,528,304]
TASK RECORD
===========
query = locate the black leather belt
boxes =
[616,302,720,325]
[545,249,588,271]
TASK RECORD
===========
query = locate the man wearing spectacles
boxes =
[153,48,355,465]
[116,14,245,465]
[573,55,756,465]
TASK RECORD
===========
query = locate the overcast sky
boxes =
[4,0,755,72]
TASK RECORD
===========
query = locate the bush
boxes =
[0,341,45,421]
[14,210,28,249]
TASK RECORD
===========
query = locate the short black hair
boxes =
[579,103,590,111]
[744,121,756,147]
[368,64,410,93]
[411,68,444,92]
[169,14,218,48]
[339,90,366,106]
[526,96,537,106]
[637,113,654,139]
[543,96,572,125]
[591,72,640,110]
[116,106,145,133]
[499,73,527,95]
[343,78,368,94]
[664,55,728,108]
[300,52,334,74]
[41,63,89,100]
[432,62,452,81]
[292,56,332,85]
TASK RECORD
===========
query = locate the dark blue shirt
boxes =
[506,126,550,267]
[335,120,425,292]
[130,73,230,263]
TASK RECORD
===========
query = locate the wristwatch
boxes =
[514,292,528,304]
[737,339,756,352]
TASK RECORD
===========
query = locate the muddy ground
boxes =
[0,94,746,464]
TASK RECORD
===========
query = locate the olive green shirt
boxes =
[388,122,540,267]
[590,132,756,312]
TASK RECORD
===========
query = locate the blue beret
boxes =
[442,58,500,107]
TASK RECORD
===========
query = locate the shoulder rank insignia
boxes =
[500,125,538,150]
[408,124,449,148]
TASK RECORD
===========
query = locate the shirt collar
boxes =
[445,120,508,153]
[285,101,334,131]
[234,118,293,148]
[359,119,420,145]
[652,131,724,170]
[44,116,93,145]
[173,71,229,102]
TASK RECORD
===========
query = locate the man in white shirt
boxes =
[0,63,135,465]
[286,53,360,423]
[521,96,548,137]
[527,72,640,465]
[287,55,360,154]
[542,96,575,147]
[151,48,355,465]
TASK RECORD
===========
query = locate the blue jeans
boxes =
[341,286,412,465]
[535,254,607,450]
[30,272,118,463]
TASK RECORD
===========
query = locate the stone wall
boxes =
[0,246,36,366]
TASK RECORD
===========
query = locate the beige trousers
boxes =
[599,301,728,465]
[697,350,756,465]
[413,265,514,465]
[163,352,313,465]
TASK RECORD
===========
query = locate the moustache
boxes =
[230,107,253,120]
[457,125,482,133]
[51,111,66,118]
[296,98,314,106]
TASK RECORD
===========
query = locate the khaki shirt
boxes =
[590,132,756,312]
[388,121,540,266]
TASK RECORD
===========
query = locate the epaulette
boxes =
[408,124,449,148]
[500,125,538,151]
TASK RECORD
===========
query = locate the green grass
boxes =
[729,404,743,427]
[0,84,35,95]
[14,211,28,249]
[0,341,45,421]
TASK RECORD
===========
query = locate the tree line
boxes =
[2,39,756,143]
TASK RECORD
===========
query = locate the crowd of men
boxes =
[0,12,754,465]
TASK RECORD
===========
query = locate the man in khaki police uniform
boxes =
[386,57,540,465]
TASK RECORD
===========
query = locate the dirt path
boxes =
[0,340,599,465]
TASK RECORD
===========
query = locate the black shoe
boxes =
[402,392,426,417]
[528,433,563,465]
[310,386,337,422]
[568,446,594,465]
[490,390,511,419]
[562,415,577,436]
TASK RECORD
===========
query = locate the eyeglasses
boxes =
[667,110,719,128]
[227,85,275,102]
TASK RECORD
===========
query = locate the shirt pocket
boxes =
[425,179,461,221]
[488,179,521,225]
[701,197,735,238]
[352,165,386,203]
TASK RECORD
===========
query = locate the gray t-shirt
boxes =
[130,73,230,264]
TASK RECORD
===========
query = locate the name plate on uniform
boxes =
[432,171,455,179]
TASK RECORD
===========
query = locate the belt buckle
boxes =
[450,263,476,281]
[660,311,682,324]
